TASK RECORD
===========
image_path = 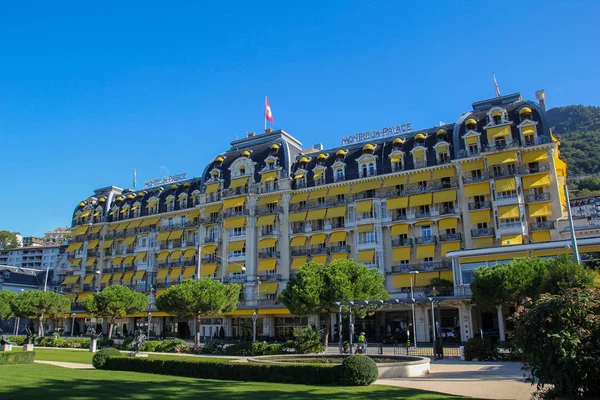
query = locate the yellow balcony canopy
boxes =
[168,229,184,240]
[182,267,195,279]
[259,282,279,295]
[410,171,430,183]
[184,249,196,258]
[387,197,408,210]
[61,275,80,285]
[200,264,217,276]
[205,182,220,194]
[309,188,327,200]
[226,262,244,274]
[409,193,432,207]
[355,200,372,213]
[139,217,161,227]
[85,257,96,267]
[156,269,169,280]
[382,175,407,188]
[289,212,307,222]
[391,224,409,235]
[83,275,95,285]
[438,218,458,230]
[258,258,277,272]
[358,249,375,263]
[257,194,280,206]
[433,190,456,203]
[135,252,147,262]
[495,178,516,192]
[441,242,460,256]
[291,257,307,270]
[156,231,171,241]
[310,234,327,245]
[306,209,326,220]
[327,185,350,196]
[66,242,83,252]
[486,125,511,140]
[311,255,327,264]
[416,244,435,258]
[227,240,245,252]
[353,180,382,193]
[465,182,490,197]
[502,234,523,246]
[487,151,517,166]
[392,247,410,262]
[157,252,170,261]
[201,245,217,254]
[258,238,277,249]
[290,192,309,204]
[122,236,136,246]
[101,239,114,249]
[89,225,102,234]
[528,202,552,218]
[326,206,347,219]
[290,236,307,247]
[432,167,455,179]
[357,224,374,233]
[224,196,246,209]
[224,217,246,229]
[229,176,249,189]
[330,231,347,243]
[133,270,146,281]
[256,215,276,227]
[461,159,484,172]
[261,171,278,183]
[522,149,548,164]
[522,173,551,190]
[498,205,520,219]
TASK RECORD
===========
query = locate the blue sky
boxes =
[1,1,599,237]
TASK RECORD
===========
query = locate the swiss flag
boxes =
[265,97,274,124]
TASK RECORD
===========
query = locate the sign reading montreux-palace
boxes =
[341,123,413,145]
[143,173,187,189]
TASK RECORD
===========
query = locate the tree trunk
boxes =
[195,315,202,346]
[108,317,115,339]
[38,315,44,337]
[324,313,331,349]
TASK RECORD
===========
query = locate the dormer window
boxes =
[465,118,477,131]
[491,109,504,124]
[179,194,188,210]
[412,148,427,169]
[362,143,375,154]
[239,167,246,176]
[165,196,175,212]
[392,137,404,150]
[335,168,345,182]
[436,128,447,142]
[414,133,426,146]
[241,150,251,157]
[464,135,480,156]
[269,143,279,155]
[295,172,307,188]
[391,153,403,172]
[299,157,309,169]
[435,143,450,164]
[519,107,532,122]
[335,150,346,161]
[313,168,326,185]
[132,203,141,218]
[317,153,327,166]
[215,156,224,167]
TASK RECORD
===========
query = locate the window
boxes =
[180,197,187,209]
[266,202,277,213]
[313,219,325,231]
[468,143,479,156]
[440,201,454,213]
[507,163,517,175]
[335,169,344,182]
[239,167,246,176]
[358,231,376,244]
[492,165,502,177]
[233,206,244,216]
[495,137,506,148]
[297,177,307,188]
[337,194,345,201]
[392,160,403,172]
[331,216,345,228]
[316,197,326,205]
[228,248,246,258]
[315,175,325,186]
[229,227,246,237]
[471,169,482,180]
[395,208,407,219]
[418,181,427,190]
[474,195,485,207]
[292,222,305,233]
[528,162,539,173]
[419,205,430,216]
[423,257,434,265]
[441,177,451,189]
[439,152,449,163]
[361,164,368,178]
[498,190,517,199]
[421,225,432,238]
[500,218,519,226]
[525,134,535,145]
[261,224,275,235]
[368,163,375,176]
[396,184,405,194]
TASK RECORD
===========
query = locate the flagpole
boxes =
[264,96,267,131]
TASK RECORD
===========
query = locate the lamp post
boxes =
[251,310,258,343]
[147,312,152,339]
[71,313,76,337]
[428,297,436,344]
[409,271,419,348]
[43,266,50,292]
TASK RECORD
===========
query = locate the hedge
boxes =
[102,356,345,385]
[0,351,36,365]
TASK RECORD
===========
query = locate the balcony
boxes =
[520,163,550,175]
[526,192,551,203]
[523,136,551,146]
[458,148,481,158]
[392,213,408,221]
[222,275,247,284]
[499,221,522,229]
[391,260,452,273]
[222,187,249,198]
[330,245,350,254]
[257,273,281,282]
[468,201,492,210]
[185,220,198,228]
[491,168,517,179]
[223,208,250,218]
[414,210,431,219]
[438,208,457,216]
[158,223,182,232]
[183,259,197,267]
[201,256,221,265]
[258,250,280,258]
[530,221,556,231]
[310,247,328,255]
[139,225,154,233]
[391,238,412,246]
[484,140,520,152]
[201,215,222,224]
[414,236,436,245]
[203,236,221,244]
[125,248,135,254]
[438,232,462,242]
[471,228,494,237]
[184,240,197,247]
[256,205,282,216]
[159,243,170,250]
[291,249,308,256]
[290,226,305,234]
[463,174,490,184]
[204,192,222,203]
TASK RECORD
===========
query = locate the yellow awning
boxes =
[87,240,100,250]
[416,244,435,259]
[529,202,552,217]
[331,253,348,260]
[205,182,220,194]
[355,200,372,213]
[432,167,455,179]
[433,190,456,203]
[295,172,305,179]
[156,231,171,241]
[83,275,95,284]
[502,234,523,246]
[461,159,484,172]
[116,222,130,231]
[229,176,249,189]
[259,282,279,295]
[156,269,169,280]
[261,171,278,183]
[73,226,88,235]
[465,136,479,145]
[258,258,277,271]
[92,209,102,217]
[531,231,551,243]
[290,193,310,204]
[498,204,520,219]
[226,262,244,273]
[496,178,516,192]
[410,171,430,183]
[464,182,490,197]
[522,173,551,189]
[390,153,403,163]
[70,258,82,267]
[438,218,458,230]
[85,257,96,267]
[201,244,217,254]
[310,234,327,245]
[358,224,374,233]
[387,197,409,210]
[327,186,351,196]
[123,256,135,265]
[290,236,307,246]
[89,225,102,234]
[308,188,328,200]
[79,210,91,218]
[169,268,182,280]
[258,238,277,249]
[157,252,170,261]
[112,257,123,264]
[289,212,307,222]
[532,248,570,257]
[200,264,217,276]
[186,209,200,219]
[139,217,161,227]
[183,249,196,258]
[100,274,112,284]
[383,175,408,187]
[486,125,511,140]
[182,267,196,278]
[472,237,494,249]
[127,220,143,229]
[77,292,93,302]
[122,236,136,246]
[393,274,411,288]
[224,196,246,209]
[461,252,529,263]
[133,271,146,280]
[409,193,432,207]
[224,217,246,229]
[169,230,184,240]
[156,289,168,298]
[415,220,433,226]
[227,240,246,251]
[487,151,518,166]
[257,195,280,205]
[392,247,410,261]
[441,241,461,256]
[326,206,347,219]
[122,271,135,282]
[291,257,307,269]
[66,242,83,252]
[358,250,375,263]
[135,252,147,262]
[311,255,327,264]
[353,180,382,193]
[522,149,548,164]
[391,224,409,235]
[202,204,222,214]
[61,275,80,285]
[306,209,327,220]
[330,231,347,243]
[523,126,535,136]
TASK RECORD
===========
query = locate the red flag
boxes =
[265,97,274,124]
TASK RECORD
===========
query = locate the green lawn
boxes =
[0,364,469,400]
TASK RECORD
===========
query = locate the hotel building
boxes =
[57,92,593,343]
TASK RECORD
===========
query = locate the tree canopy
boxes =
[84,285,148,339]
[156,278,241,345]
[11,290,71,336]
[0,231,18,250]
[0,290,17,320]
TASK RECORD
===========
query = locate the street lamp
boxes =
[147,312,152,339]
[71,313,76,337]
[251,310,258,343]
[428,297,436,344]
[409,271,419,348]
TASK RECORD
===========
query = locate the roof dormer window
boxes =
[362,143,375,154]
[392,138,404,150]
[299,156,309,169]
[414,133,426,146]
[269,144,279,155]
[241,150,251,157]
[436,128,447,142]
[491,109,504,124]
[336,149,346,161]
[465,118,477,131]
[317,153,327,166]
[519,107,532,122]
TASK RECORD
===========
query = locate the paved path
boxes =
[35,360,94,370]
[375,359,535,400]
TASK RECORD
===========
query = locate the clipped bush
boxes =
[463,337,499,361]
[157,339,188,353]
[92,347,122,369]
[281,340,295,353]
[0,351,36,365]
[339,355,379,386]
[140,340,161,352]
[293,327,323,354]
[7,336,25,346]
[121,337,134,350]
[97,338,115,349]
[225,343,252,356]
[201,339,225,355]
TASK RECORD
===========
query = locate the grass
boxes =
[0,364,469,399]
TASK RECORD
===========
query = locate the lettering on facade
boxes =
[143,173,187,189]
[341,123,413,146]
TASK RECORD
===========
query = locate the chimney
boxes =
[535,90,546,111]
[247,132,256,138]
[265,128,273,133]
[314,143,323,151]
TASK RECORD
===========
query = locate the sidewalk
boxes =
[375,359,535,400]
[35,360,94,370]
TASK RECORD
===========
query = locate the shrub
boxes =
[226,343,252,356]
[463,337,499,361]
[201,339,226,355]
[7,336,25,346]
[265,343,282,355]
[121,337,134,350]
[140,340,161,352]
[0,351,36,365]
[293,327,323,354]
[339,355,379,386]
[104,356,341,385]
[281,340,295,353]
[157,339,188,353]
[92,347,122,369]
[97,338,115,349]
